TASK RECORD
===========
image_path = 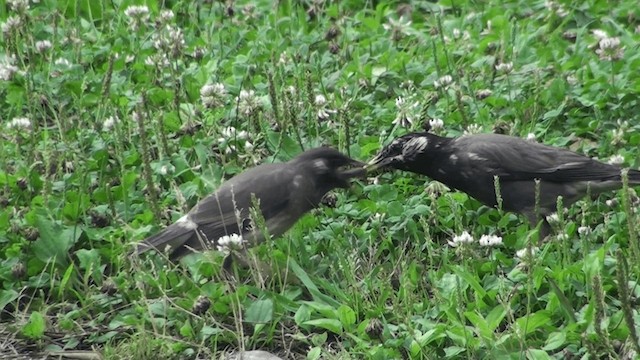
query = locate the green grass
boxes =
[2,0,640,359]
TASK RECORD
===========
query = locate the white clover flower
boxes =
[605,199,618,207]
[144,53,170,68]
[278,52,290,65]
[434,75,453,90]
[526,133,537,142]
[392,96,420,128]
[236,130,248,140]
[546,213,560,225]
[1,15,21,35]
[608,154,624,165]
[200,83,227,109]
[7,0,29,12]
[153,25,185,57]
[495,62,513,74]
[452,28,462,39]
[556,233,569,241]
[463,124,483,136]
[596,36,623,61]
[216,233,244,253]
[102,116,119,131]
[236,89,261,116]
[383,16,412,40]
[7,117,31,130]
[448,231,474,247]
[124,5,150,21]
[244,141,254,151]
[475,89,493,100]
[578,226,591,236]
[35,40,52,54]
[479,234,503,247]
[0,63,19,81]
[544,0,568,17]
[428,118,444,131]
[54,58,71,67]
[158,164,175,176]
[516,246,539,259]
[315,94,336,121]
[592,29,609,40]
[221,126,236,139]
[158,9,175,23]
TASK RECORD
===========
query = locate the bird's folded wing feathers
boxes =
[461,136,622,182]
[187,163,297,236]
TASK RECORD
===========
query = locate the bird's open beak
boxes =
[364,154,393,171]
[337,159,367,179]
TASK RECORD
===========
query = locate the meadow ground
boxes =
[1,0,640,359]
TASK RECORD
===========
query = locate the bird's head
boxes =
[293,147,366,189]
[366,132,432,171]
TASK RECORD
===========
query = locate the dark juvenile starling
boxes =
[136,147,365,260]
[367,132,640,236]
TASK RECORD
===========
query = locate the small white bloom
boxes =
[158,9,175,23]
[428,118,444,131]
[495,62,513,74]
[35,40,52,54]
[448,231,474,247]
[216,233,244,253]
[0,63,19,81]
[7,117,31,130]
[546,213,560,225]
[452,28,462,39]
[605,199,618,207]
[596,37,623,61]
[102,116,119,131]
[236,89,261,116]
[200,83,227,109]
[434,75,453,89]
[608,154,624,165]
[54,58,71,67]
[592,29,609,40]
[244,141,254,151]
[463,124,483,136]
[526,133,537,142]
[392,96,420,128]
[144,53,170,68]
[516,246,539,259]
[7,0,29,12]
[475,89,493,100]
[556,233,569,241]
[314,94,327,106]
[124,5,150,20]
[479,234,503,247]
[1,15,21,35]
[578,226,591,236]
[158,164,174,176]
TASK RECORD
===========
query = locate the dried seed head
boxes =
[101,278,117,295]
[320,193,337,208]
[325,25,340,41]
[365,318,383,339]
[192,295,212,315]
[11,262,26,279]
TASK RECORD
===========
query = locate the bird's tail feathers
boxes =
[134,223,195,257]
[626,169,640,184]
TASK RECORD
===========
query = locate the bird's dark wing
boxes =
[456,134,623,182]
[187,163,299,240]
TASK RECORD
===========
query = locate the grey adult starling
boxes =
[136,147,365,260]
[367,132,640,235]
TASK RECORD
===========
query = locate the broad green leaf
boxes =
[245,299,273,324]
[32,215,82,267]
[542,331,566,351]
[303,318,342,334]
[22,311,46,339]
